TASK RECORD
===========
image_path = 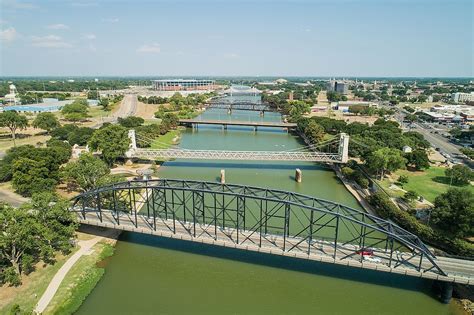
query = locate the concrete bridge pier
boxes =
[259,110,264,117]
[227,108,232,115]
[220,169,225,184]
[295,168,302,182]
[254,126,258,132]
[223,124,228,131]
[437,281,454,304]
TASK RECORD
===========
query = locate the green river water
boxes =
[76,95,462,315]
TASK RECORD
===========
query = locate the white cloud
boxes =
[2,0,37,10]
[31,35,72,48]
[102,18,119,23]
[137,43,161,53]
[0,27,17,42]
[47,24,69,30]
[83,33,96,40]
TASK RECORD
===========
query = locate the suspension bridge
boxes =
[70,179,473,305]
[178,119,297,130]
[126,131,350,163]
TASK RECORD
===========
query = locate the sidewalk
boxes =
[34,237,102,314]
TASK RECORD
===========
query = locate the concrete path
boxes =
[34,237,101,314]
[0,187,29,207]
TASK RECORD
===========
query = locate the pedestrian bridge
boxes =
[127,131,350,163]
[70,179,473,285]
[208,101,272,112]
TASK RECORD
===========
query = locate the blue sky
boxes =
[0,0,472,76]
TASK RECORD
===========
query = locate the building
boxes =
[152,79,216,91]
[452,92,474,103]
[327,80,349,95]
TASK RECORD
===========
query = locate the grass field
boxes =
[150,129,181,149]
[379,166,474,203]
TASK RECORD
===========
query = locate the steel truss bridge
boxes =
[208,101,272,112]
[178,119,297,129]
[127,131,350,163]
[71,179,472,285]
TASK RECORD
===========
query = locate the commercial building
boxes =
[452,92,474,103]
[152,79,216,91]
[327,80,349,94]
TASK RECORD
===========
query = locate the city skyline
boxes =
[0,0,473,77]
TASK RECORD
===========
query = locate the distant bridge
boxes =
[178,119,297,130]
[207,101,272,112]
[127,131,350,163]
[70,179,473,290]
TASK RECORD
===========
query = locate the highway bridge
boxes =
[178,119,297,130]
[70,179,473,304]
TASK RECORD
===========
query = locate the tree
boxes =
[88,124,130,165]
[0,111,28,146]
[0,193,77,284]
[12,158,57,196]
[304,120,325,144]
[445,164,474,186]
[403,190,418,203]
[118,116,145,128]
[61,100,89,122]
[405,114,418,124]
[405,149,430,170]
[62,153,110,192]
[161,112,179,129]
[32,112,60,133]
[398,174,409,185]
[431,188,474,238]
[365,147,407,179]
[98,98,110,111]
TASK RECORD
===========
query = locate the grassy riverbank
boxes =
[150,129,181,149]
[43,241,115,314]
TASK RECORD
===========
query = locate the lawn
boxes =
[380,166,474,203]
[44,241,114,315]
[150,129,181,149]
[0,248,79,314]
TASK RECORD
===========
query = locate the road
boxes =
[394,109,463,160]
[92,94,138,128]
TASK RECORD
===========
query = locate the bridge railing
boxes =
[71,179,445,276]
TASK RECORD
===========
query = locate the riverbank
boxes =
[0,226,120,314]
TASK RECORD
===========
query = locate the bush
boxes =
[398,175,409,185]
[341,167,354,178]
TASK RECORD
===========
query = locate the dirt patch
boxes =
[135,101,162,120]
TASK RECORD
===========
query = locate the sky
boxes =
[0,0,473,77]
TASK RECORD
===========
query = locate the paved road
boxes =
[91,94,138,128]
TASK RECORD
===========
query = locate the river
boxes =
[76,94,463,315]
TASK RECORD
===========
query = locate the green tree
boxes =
[88,124,130,165]
[405,149,430,170]
[445,164,474,186]
[98,98,110,111]
[61,100,89,122]
[32,112,60,133]
[12,158,57,196]
[366,147,407,179]
[0,111,29,146]
[431,188,474,238]
[403,190,418,203]
[118,116,145,128]
[304,120,325,144]
[0,193,76,284]
[62,153,110,192]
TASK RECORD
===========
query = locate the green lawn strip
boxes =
[150,129,181,149]
[0,248,78,314]
[44,242,115,315]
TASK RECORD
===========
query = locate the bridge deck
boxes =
[179,119,297,128]
[76,209,472,285]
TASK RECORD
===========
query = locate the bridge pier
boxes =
[220,169,225,184]
[254,126,257,132]
[260,110,264,117]
[223,124,227,130]
[435,281,454,304]
[227,108,232,115]
[295,168,302,182]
